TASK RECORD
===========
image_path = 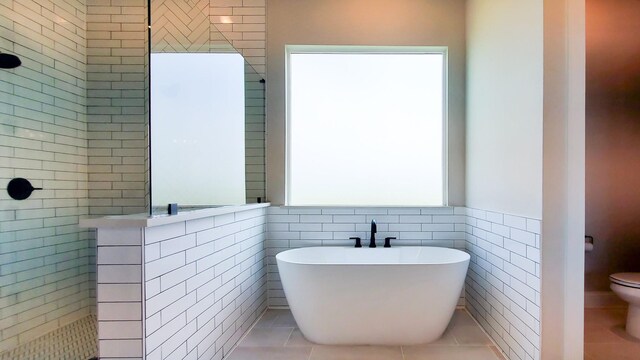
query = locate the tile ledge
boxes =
[79,203,270,229]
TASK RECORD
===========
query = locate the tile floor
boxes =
[228,309,506,360]
[0,316,97,360]
[2,305,633,360]
[585,307,640,360]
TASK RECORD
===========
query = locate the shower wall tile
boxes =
[0,0,92,353]
[245,64,266,204]
[265,206,467,307]
[464,207,541,360]
[211,0,266,76]
[86,0,148,217]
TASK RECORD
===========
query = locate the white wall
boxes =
[266,0,467,205]
[465,0,543,219]
[465,1,546,358]
[541,0,586,357]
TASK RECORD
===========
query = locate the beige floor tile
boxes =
[257,309,295,328]
[489,345,507,360]
[255,309,282,328]
[585,308,626,328]
[240,327,295,347]
[584,324,630,344]
[227,346,312,360]
[309,345,403,360]
[448,309,478,328]
[584,307,640,360]
[426,327,458,346]
[609,324,640,343]
[231,308,502,360]
[450,324,492,345]
[286,329,315,347]
[273,311,298,327]
[402,345,500,360]
[584,342,640,360]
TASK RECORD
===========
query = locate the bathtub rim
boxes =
[275,246,470,266]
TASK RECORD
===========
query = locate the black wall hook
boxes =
[7,178,42,200]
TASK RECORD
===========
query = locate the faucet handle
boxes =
[350,237,362,248]
[384,237,396,248]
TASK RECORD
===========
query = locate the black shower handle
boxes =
[7,178,43,200]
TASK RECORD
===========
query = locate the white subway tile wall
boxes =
[265,206,467,306]
[211,0,266,76]
[93,208,267,360]
[465,208,541,360]
[244,64,265,204]
[0,0,94,352]
[143,208,267,360]
[86,0,148,216]
[96,227,144,360]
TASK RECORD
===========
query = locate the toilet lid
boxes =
[610,273,640,288]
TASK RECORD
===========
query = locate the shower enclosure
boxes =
[0,0,265,358]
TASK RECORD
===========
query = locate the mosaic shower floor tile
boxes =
[0,316,97,360]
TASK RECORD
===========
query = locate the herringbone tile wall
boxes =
[150,0,266,76]
[151,0,235,53]
[211,0,266,76]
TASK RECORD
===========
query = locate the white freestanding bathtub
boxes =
[276,246,470,345]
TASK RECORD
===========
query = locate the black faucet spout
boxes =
[369,219,377,248]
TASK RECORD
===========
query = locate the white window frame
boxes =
[285,45,449,206]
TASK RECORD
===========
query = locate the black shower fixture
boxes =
[0,52,22,69]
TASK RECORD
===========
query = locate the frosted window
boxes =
[151,53,245,207]
[287,50,445,206]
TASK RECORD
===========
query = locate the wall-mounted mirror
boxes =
[149,0,266,213]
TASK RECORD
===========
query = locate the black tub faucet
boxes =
[350,237,362,248]
[369,219,377,248]
[384,237,396,248]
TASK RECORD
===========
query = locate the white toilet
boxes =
[610,272,640,339]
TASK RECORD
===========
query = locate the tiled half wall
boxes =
[95,207,267,360]
[95,205,540,360]
[265,206,541,360]
[265,206,468,307]
[464,208,541,360]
